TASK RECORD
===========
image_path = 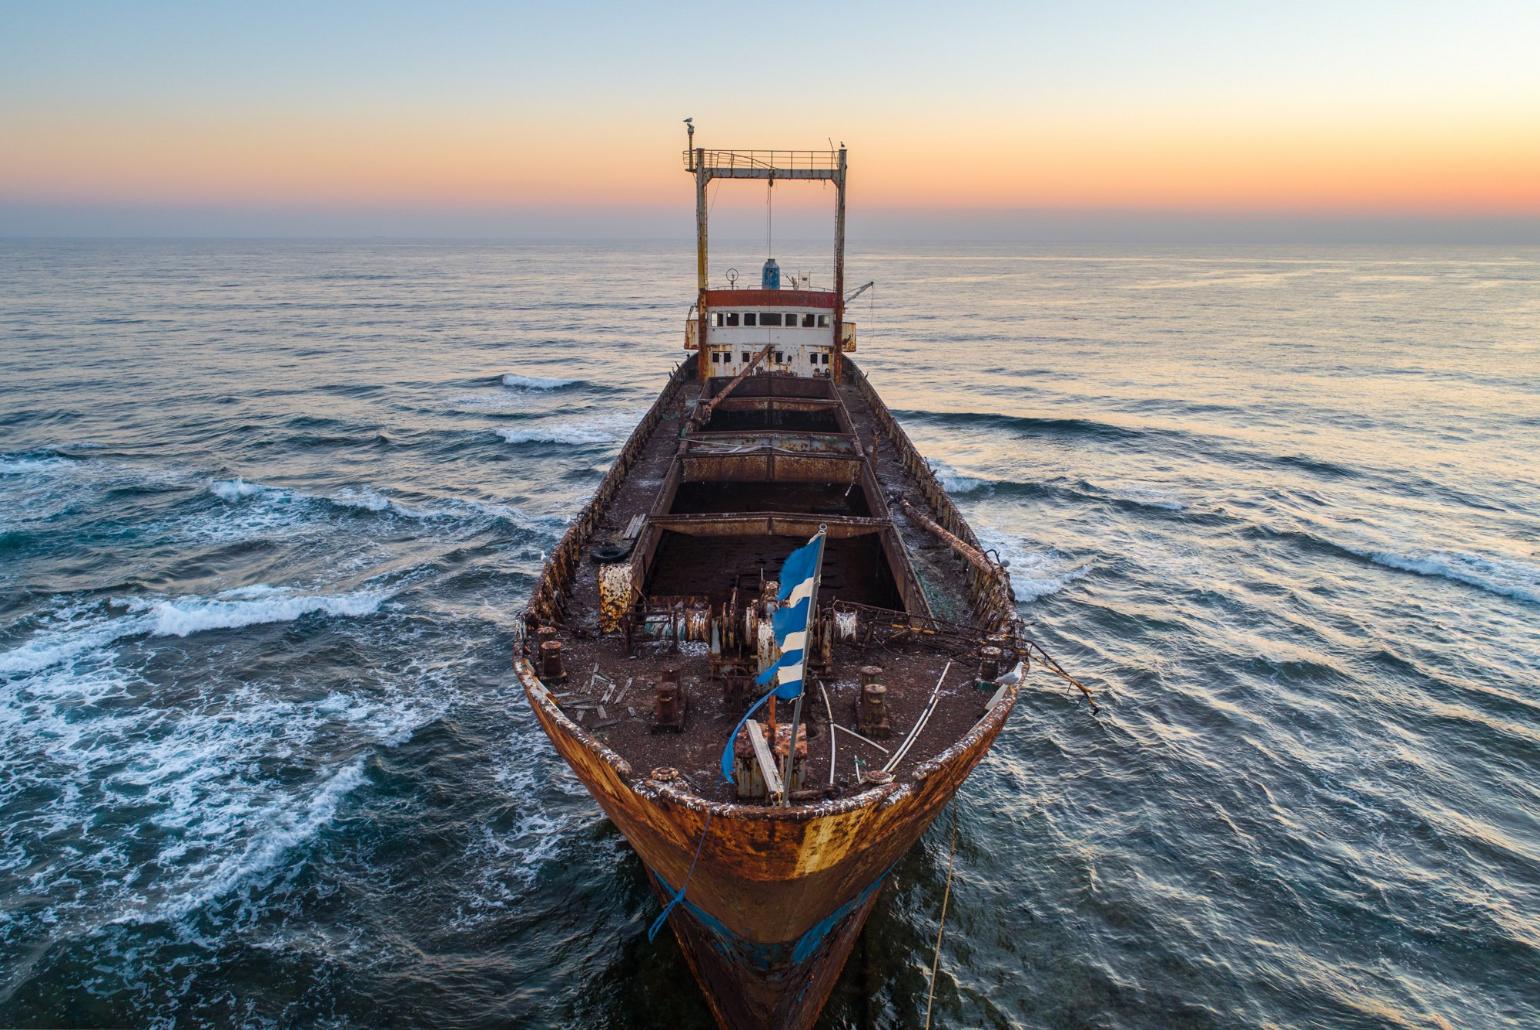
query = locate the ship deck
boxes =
[526,361,1020,805]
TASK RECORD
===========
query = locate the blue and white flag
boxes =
[720,530,826,782]
[756,532,824,702]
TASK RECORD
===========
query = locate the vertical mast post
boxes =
[695,149,710,380]
[832,147,847,381]
[695,152,709,295]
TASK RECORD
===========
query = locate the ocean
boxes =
[1,240,1537,1027]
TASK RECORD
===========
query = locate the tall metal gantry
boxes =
[684,125,849,376]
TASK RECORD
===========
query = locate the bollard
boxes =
[539,639,567,684]
[858,682,891,739]
[652,673,687,732]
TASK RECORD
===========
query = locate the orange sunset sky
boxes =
[3,2,1537,239]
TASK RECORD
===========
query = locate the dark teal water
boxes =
[2,241,1537,1027]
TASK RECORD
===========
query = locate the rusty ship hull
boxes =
[513,140,1056,1028]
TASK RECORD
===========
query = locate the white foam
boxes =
[0,585,392,674]
[932,460,989,495]
[0,456,71,476]
[1116,486,1186,511]
[209,477,283,502]
[1011,557,1093,602]
[129,585,391,638]
[495,425,612,446]
[980,533,1093,603]
[328,485,392,512]
[501,373,580,390]
[1,660,444,933]
[1366,549,1539,605]
[147,758,368,922]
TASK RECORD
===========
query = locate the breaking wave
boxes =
[208,476,275,502]
[501,373,585,391]
[896,409,1150,443]
[932,464,1188,514]
[495,425,613,446]
[975,531,1093,603]
[0,454,74,476]
[207,476,551,532]
[1361,548,1540,605]
[0,585,392,675]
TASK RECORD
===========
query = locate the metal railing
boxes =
[684,149,840,172]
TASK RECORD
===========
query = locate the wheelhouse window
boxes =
[817,314,830,327]
[760,312,782,327]
[743,313,757,327]
[802,313,816,328]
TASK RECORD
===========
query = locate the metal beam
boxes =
[648,513,889,538]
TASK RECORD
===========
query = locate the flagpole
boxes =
[780,525,826,806]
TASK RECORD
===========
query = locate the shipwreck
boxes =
[516,128,1092,1029]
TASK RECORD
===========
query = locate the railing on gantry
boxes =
[684,149,841,173]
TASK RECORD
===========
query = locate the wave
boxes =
[127,584,391,638]
[896,408,1149,443]
[146,757,369,922]
[501,373,585,391]
[975,531,1093,603]
[1011,557,1093,602]
[0,454,74,476]
[0,585,391,674]
[495,425,613,446]
[208,476,554,534]
[328,485,392,512]
[2,662,443,937]
[1362,548,1540,606]
[1250,524,1540,607]
[209,477,279,502]
[932,463,1189,514]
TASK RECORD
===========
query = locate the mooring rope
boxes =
[647,809,715,942]
[923,810,960,1030]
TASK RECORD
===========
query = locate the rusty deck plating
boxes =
[516,353,1040,1027]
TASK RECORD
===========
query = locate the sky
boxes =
[2,1,1537,241]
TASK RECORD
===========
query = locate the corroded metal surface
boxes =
[597,560,635,633]
[518,656,1019,1027]
[520,143,1030,1022]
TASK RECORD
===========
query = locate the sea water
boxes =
[1,240,1537,1026]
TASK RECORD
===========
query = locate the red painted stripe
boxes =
[703,289,837,308]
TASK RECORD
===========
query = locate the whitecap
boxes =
[126,585,391,638]
[0,455,72,476]
[327,485,392,512]
[144,758,368,922]
[1011,558,1093,602]
[495,425,612,446]
[0,585,392,674]
[208,477,284,502]
[932,460,990,495]
[1365,548,1539,605]
[980,536,1092,603]
[501,373,581,390]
